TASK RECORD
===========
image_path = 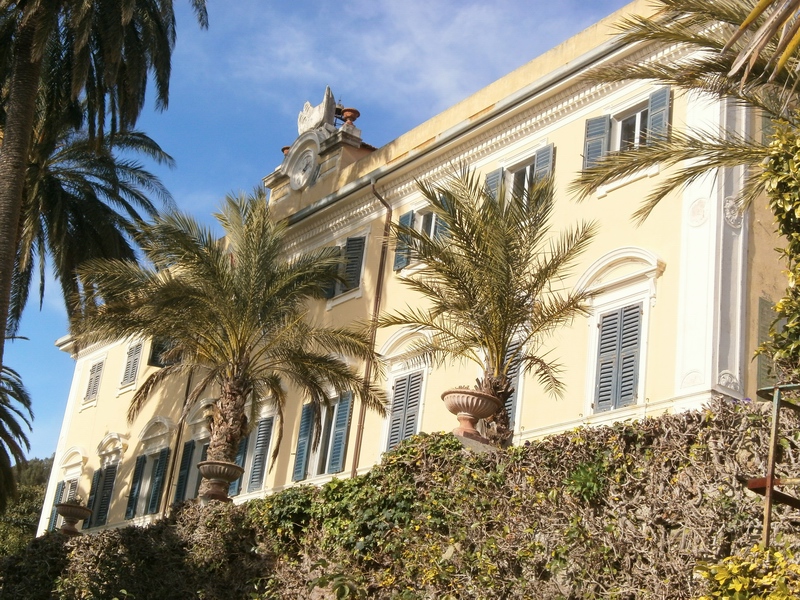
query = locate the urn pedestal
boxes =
[198,460,244,502]
[441,388,503,445]
[55,503,92,536]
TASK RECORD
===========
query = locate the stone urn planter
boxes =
[55,503,92,536]
[441,388,503,444]
[197,460,244,502]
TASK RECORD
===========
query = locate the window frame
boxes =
[291,393,353,482]
[325,230,369,305]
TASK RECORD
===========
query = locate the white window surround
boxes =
[80,353,108,410]
[576,247,665,425]
[393,197,447,274]
[378,329,432,452]
[97,432,128,466]
[234,408,278,498]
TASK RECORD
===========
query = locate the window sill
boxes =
[117,381,137,396]
[79,399,98,412]
[327,286,362,309]
[595,164,659,198]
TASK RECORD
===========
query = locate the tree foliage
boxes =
[380,168,595,440]
[0,364,32,513]
[73,189,386,469]
[0,456,51,557]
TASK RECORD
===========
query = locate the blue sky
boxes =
[7,0,632,460]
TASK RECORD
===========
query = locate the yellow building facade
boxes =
[38,0,783,535]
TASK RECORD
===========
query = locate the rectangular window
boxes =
[85,464,118,528]
[510,143,555,199]
[148,338,176,367]
[393,209,447,271]
[228,437,248,496]
[146,448,170,515]
[386,371,423,451]
[326,237,366,297]
[594,303,643,412]
[84,361,104,401]
[47,478,78,531]
[583,87,670,169]
[121,343,142,385]
[125,454,148,519]
[247,417,275,492]
[291,393,353,481]
[172,440,196,504]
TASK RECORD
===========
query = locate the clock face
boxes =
[289,146,318,191]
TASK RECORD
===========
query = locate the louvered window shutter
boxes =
[394,211,414,270]
[248,418,274,492]
[583,116,611,170]
[121,343,143,385]
[646,87,670,143]
[173,441,195,504]
[323,247,341,299]
[147,448,170,514]
[434,194,450,239]
[126,455,147,519]
[48,481,66,531]
[595,310,621,413]
[595,304,642,412]
[327,393,352,474]
[485,168,504,200]
[193,443,209,498]
[292,404,315,481]
[95,464,117,526]
[66,479,78,501]
[229,437,248,496]
[533,143,555,180]
[341,237,366,292]
[85,362,104,400]
[387,371,423,451]
[503,341,522,427]
[84,470,103,529]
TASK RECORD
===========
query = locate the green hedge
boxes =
[2,398,798,599]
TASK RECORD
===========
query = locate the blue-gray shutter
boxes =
[121,343,142,385]
[327,393,352,474]
[533,143,555,180]
[595,304,642,412]
[433,194,450,239]
[485,168,504,200]
[228,437,248,496]
[503,341,522,427]
[193,443,209,498]
[583,115,611,169]
[646,87,670,143]
[323,247,341,299]
[387,371,423,450]
[94,464,117,526]
[85,362,104,400]
[617,304,642,408]
[173,441,195,504]
[341,237,366,292]
[48,481,66,531]
[595,309,621,413]
[147,448,170,514]
[126,454,147,519]
[83,469,103,529]
[248,417,274,492]
[394,211,414,270]
[292,404,315,481]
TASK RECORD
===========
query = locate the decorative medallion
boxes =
[723,196,743,229]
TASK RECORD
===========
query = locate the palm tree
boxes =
[0,364,33,513]
[379,168,596,443]
[724,0,800,81]
[0,0,208,367]
[8,99,174,336]
[571,0,799,220]
[73,189,386,481]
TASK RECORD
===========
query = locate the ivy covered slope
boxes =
[2,399,799,599]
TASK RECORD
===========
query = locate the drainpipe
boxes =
[350,180,392,479]
[160,369,193,520]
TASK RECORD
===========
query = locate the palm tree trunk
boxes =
[207,379,248,463]
[0,18,44,365]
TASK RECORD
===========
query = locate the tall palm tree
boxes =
[571,0,799,220]
[73,189,386,476]
[0,364,32,513]
[379,169,596,443]
[8,99,174,336]
[0,0,208,367]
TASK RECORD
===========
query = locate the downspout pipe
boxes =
[350,179,392,479]
[161,369,193,519]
